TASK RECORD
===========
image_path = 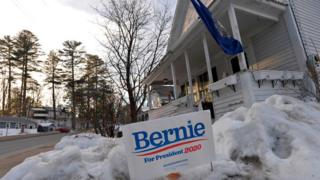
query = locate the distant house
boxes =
[30,107,49,122]
[28,107,71,128]
[0,116,37,136]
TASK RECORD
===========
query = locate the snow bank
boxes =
[204,95,320,180]
[3,95,320,180]
[0,129,37,137]
[2,134,124,180]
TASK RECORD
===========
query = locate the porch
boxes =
[144,0,304,121]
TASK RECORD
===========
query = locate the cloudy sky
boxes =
[0,0,176,105]
[0,0,177,56]
[0,0,107,56]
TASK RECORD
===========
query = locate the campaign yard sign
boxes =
[123,111,215,180]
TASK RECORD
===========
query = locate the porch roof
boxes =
[143,0,287,86]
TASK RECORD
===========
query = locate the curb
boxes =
[0,132,62,142]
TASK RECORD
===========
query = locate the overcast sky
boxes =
[0,0,176,105]
[0,0,105,56]
[0,0,177,56]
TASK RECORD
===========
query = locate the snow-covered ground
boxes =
[2,95,320,180]
[0,129,37,137]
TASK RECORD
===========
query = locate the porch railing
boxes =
[208,70,304,119]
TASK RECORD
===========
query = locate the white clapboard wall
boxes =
[251,17,300,71]
[290,0,320,56]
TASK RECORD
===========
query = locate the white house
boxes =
[29,107,72,128]
[0,117,37,136]
[143,0,320,122]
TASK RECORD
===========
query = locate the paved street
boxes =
[0,133,66,157]
[0,133,68,177]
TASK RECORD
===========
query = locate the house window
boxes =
[198,72,209,101]
[197,68,218,102]
[0,122,6,128]
[212,67,218,82]
[231,57,241,74]
[231,54,249,74]
[180,80,198,101]
[180,84,187,97]
[10,123,16,129]
[199,72,208,88]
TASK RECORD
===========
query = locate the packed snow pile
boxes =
[3,95,320,180]
[205,95,320,180]
[2,134,126,180]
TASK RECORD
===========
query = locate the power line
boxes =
[10,0,30,17]
[41,0,48,7]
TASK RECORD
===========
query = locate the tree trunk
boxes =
[127,70,138,123]
[94,65,98,133]
[52,65,57,121]
[126,45,138,123]
[7,50,12,114]
[86,82,91,129]
[128,88,138,123]
[19,60,25,117]
[2,77,6,116]
[71,55,76,130]
[22,55,28,117]
[52,79,56,121]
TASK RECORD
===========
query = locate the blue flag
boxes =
[191,0,243,55]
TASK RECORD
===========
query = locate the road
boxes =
[0,133,68,177]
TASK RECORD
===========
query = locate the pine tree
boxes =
[0,35,15,114]
[10,87,21,115]
[13,30,42,117]
[44,50,63,121]
[59,40,85,130]
[84,54,108,135]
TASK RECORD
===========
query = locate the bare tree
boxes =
[96,0,172,122]
[306,55,320,101]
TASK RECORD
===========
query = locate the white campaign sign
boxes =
[123,111,215,180]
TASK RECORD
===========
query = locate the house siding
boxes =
[251,78,301,102]
[251,18,299,71]
[167,0,189,50]
[213,90,244,119]
[290,0,320,56]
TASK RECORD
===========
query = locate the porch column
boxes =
[184,51,194,107]
[170,63,178,99]
[228,5,248,71]
[203,35,214,83]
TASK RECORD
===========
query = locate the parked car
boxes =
[37,123,56,132]
[56,127,70,133]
